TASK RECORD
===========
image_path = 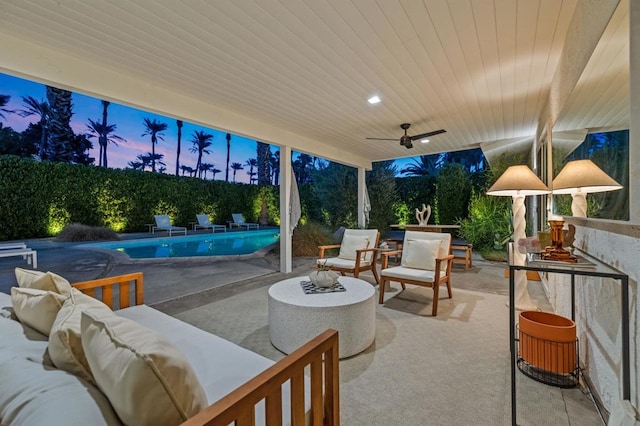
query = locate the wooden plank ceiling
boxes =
[0,0,627,164]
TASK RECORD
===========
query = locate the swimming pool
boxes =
[83,230,280,259]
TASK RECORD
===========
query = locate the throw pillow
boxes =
[16,269,73,296]
[81,310,208,426]
[338,235,370,261]
[10,287,66,336]
[401,239,442,271]
[14,267,45,288]
[48,288,113,384]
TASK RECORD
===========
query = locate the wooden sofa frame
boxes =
[71,273,340,426]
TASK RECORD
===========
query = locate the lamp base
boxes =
[542,247,577,263]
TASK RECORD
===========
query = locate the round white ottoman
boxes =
[268,276,375,359]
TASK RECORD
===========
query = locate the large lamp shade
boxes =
[487,165,550,311]
[552,159,622,217]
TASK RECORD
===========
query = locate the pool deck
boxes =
[0,228,290,304]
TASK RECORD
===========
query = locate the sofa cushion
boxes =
[11,287,66,336]
[48,288,113,383]
[401,239,442,271]
[16,268,72,296]
[14,267,45,288]
[81,310,208,426]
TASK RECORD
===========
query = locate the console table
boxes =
[507,243,630,426]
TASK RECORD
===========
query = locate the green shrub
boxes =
[458,193,511,251]
[55,223,120,242]
[436,163,471,225]
[291,221,336,257]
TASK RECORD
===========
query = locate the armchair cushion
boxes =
[338,235,370,261]
[318,257,372,270]
[401,239,442,271]
[16,269,72,296]
[380,266,448,282]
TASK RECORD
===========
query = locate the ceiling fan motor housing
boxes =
[400,135,413,149]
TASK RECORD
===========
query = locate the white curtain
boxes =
[364,184,372,226]
[290,168,301,233]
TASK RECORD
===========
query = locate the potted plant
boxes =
[310,261,339,288]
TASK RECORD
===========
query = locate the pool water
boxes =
[83,230,280,259]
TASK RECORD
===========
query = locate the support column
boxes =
[279,146,292,273]
[357,167,366,229]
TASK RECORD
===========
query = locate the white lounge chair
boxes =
[0,248,37,269]
[230,213,259,230]
[194,214,227,232]
[152,215,187,236]
[0,242,27,250]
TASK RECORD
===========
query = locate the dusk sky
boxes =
[0,72,416,180]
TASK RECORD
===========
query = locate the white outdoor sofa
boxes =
[0,271,339,425]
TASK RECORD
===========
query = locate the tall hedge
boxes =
[0,155,279,240]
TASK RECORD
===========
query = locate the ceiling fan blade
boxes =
[410,129,447,141]
[365,137,399,141]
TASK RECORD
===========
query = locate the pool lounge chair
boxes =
[0,246,37,269]
[152,215,187,236]
[194,214,227,232]
[230,213,259,230]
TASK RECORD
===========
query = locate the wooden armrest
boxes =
[318,244,341,259]
[182,329,340,426]
[380,250,402,269]
[437,254,455,261]
[72,272,144,310]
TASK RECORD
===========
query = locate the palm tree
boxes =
[136,153,152,171]
[270,150,280,185]
[141,118,168,172]
[211,167,221,180]
[99,100,110,167]
[200,163,213,179]
[85,119,125,168]
[0,94,14,121]
[293,153,313,183]
[189,130,213,176]
[128,159,144,170]
[175,120,183,176]
[230,162,244,183]
[180,164,191,176]
[400,154,440,176]
[147,152,166,171]
[257,141,271,185]
[225,133,231,182]
[18,96,49,159]
[245,158,258,184]
[45,85,74,162]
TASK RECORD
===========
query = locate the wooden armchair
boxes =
[379,231,454,316]
[318,229,380,284]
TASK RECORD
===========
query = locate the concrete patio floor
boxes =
[0,233,604,425]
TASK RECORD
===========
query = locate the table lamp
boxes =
[552,159,622,217]
[487,165,550,311]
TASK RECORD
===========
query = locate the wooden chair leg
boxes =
[432,283,440,316]
[379,278,386,303]
[400,282,406,290]
[371,266,380,284]
[446,279,453,298]
[353,270,359,278]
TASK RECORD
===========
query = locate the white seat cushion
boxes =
[81,310,208,426]
[381,266,447,282]
[318,257,371,269]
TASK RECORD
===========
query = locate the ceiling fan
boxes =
[366,123,446,149]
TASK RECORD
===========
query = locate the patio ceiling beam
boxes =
[0,31,372,171]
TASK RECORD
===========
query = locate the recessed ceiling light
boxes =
[367,95,381,104]
[421,139,430,144]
